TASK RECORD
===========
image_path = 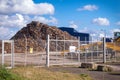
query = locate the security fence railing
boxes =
[0,36,120,68]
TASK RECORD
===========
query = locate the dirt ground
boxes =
[46,66,120,80]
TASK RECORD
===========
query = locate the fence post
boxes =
[63,36,65,65]
[85,37,87,62]
[103,37,106,63]
[11,40,14,68]
[55,35,58,63]
[24,35,27,66]
[46,35,50,67]
[78,37,80,62]
[2,40,4,66]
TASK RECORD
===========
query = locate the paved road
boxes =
[47,66,120,80]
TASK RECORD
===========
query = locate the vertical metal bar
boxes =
[56,35,57,63]
[70,38,72,63]
[12,40,14,68]
[97,40,99,62]
[85,37,87,62]
[103,37,106,63]
[114,42,116,62]
[11,41,12,67]
[24,35,27,66]
[90,38,92,62]
[11,40,14,68]
[91,39,93,62]
[2,40,4,66]
[46,35,50,67]
[78,37,80,62]
[63,36,65,65]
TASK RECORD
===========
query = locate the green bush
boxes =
[0,66,22,80]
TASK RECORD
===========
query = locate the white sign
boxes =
[69,46,76,52]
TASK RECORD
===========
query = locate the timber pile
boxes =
[11,21,77,53]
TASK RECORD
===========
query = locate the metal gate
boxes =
[0,40,14,68]
[47,36,118,67]
[46,35,80,67]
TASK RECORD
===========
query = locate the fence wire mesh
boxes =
[0,37,120,67]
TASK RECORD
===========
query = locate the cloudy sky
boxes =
[0,0,120,40]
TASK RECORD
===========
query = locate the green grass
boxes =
[13,67,93,80]
[0,66,92,80]
[0,66,23,80]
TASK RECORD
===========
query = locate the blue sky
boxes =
[0,0,120,40]
[34,0,120,39]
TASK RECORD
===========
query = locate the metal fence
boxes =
[0,40,14,68]
[47,35,80,66]
[47,36,119,67]
[0,36,120,68]
[14,36,47,67]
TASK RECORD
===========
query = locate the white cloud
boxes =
[0,0,57,39]
[0,27,9,36]
[92,17,110,26]
[99,30,114,38]
[33,16,58,24]
[90,33,96,37]
[0,14,57,28]
[77,4,98,11]
[0,27,15,39]
[0,14,27,39]
[116,21,120,26]
[0,14,27,28]
[109,29,120,38]
[0,14,58,39]
[78,27,114,41]
[79,28,111,41]
[99,33,105,38]
[0,0,54,15]
[69,21,78,29]
[79,27,88,33]
[112,29,120,32]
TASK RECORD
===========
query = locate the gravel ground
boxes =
[46,66,120,80]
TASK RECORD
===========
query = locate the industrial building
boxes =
[59,27,90,42]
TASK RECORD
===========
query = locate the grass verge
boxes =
[0,66,23,80]
[11,66,92,80]
[0,66,92,80]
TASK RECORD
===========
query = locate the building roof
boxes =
[59,27,90,41]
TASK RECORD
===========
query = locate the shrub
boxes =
[0,66,22,80]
